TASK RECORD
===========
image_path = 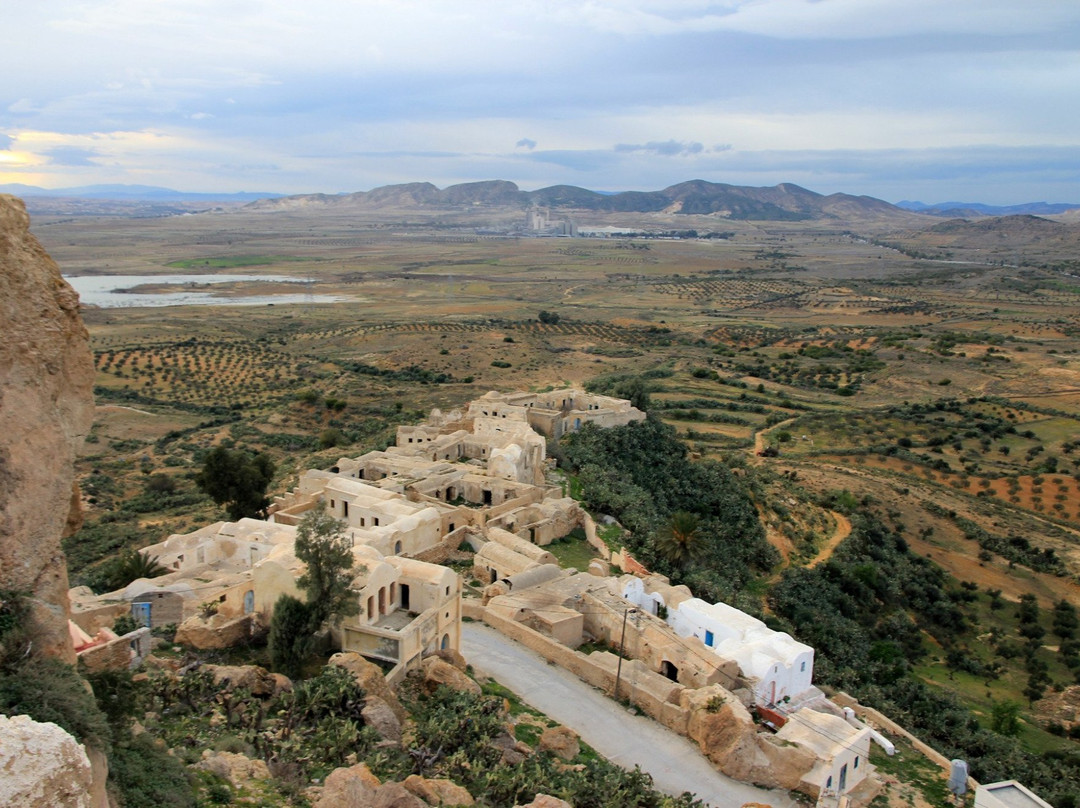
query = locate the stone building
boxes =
[466,388,646,439]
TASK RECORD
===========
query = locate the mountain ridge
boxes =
[245,178,913,222]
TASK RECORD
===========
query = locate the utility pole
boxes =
[613,607,636,701]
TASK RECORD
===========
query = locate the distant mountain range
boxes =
[0,183,282,202]
[246,179,912,222]
[896,200,1080,217]
[4,181,1077,221]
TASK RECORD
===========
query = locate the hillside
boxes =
[245,178,920,223]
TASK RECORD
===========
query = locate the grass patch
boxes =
[164,255,312,269]
[546,529,598,572]
[870,738,951,806]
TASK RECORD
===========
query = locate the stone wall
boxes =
[410,526,470,564]
[582,513,612,561]
[77,628,151,673]
[467,602,813,791]
[831,692,976,786]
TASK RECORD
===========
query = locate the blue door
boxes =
[131,602,151,627]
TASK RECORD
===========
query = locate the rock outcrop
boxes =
[538,726,580,761]
[0,714,95,808]
[0,194,94,662]
[311,764,432,808]
[682,685,813,790]
[329,651,408,723]
[203,664,291,698]
[194,750,272,788]
[515,796,574,808]
[420,656,482,696]
[402,775,475,806]
[174,612,253,649]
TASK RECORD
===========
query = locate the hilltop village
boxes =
[66,387,916,804]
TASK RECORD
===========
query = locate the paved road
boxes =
[462,623,796,808]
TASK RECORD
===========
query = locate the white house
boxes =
[667,597,814,706]
[775,708,873,797]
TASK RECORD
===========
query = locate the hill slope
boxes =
[246,178,915,222]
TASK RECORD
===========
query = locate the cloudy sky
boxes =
[2,0,1078,204]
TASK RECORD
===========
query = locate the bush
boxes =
[109,735,197,807]
[0,657,111,750]
[269,594,315,678]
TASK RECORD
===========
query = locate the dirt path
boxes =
[752,417,798,456]
[808,511,852,567]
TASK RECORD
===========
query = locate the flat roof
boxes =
[981,781,1053,808]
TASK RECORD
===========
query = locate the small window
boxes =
[704,630,714,647]
[373,518,379,527]
[854,757,859,769]
[446,586,451,596]
[826,777,833,790]
[801,661,806,672]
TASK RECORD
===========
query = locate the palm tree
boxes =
[656,511,703,569]
[107,550,168,590]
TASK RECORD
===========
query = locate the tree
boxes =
[294,503,360,627]
[655,511,703,569]
[99,549,168,591]
[1054,599,1078,640]
[268,594,315,678]
[195,447,275,520]
[990,700,1022,736]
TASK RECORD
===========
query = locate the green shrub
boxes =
[109,735,197,808]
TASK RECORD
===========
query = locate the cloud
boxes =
[516,138,537,150]
[0,133,12,150]
[44,145,101,166]
[615,140,704,157]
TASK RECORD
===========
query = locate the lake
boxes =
[65,274,352,308]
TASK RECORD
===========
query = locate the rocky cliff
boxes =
[0,194,94,662]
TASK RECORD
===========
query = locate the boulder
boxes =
[373,781,427,808]
[0,714,94,808]
[329,652,407,723]
[492,732,533,766]
[420,657,481,696]
[538,726,580,761]
[432,648,468,671]
[203,664,285,697]
[515,796,574,808]
[0,194,95,662]
[174,613,252,649]
[312,762,381,808]
[194,750,271,788]
[402,775,475,806]
[363,696,403,744]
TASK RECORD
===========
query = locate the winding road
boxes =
[462,623,796,808]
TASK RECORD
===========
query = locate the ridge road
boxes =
[462,623,797,808]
